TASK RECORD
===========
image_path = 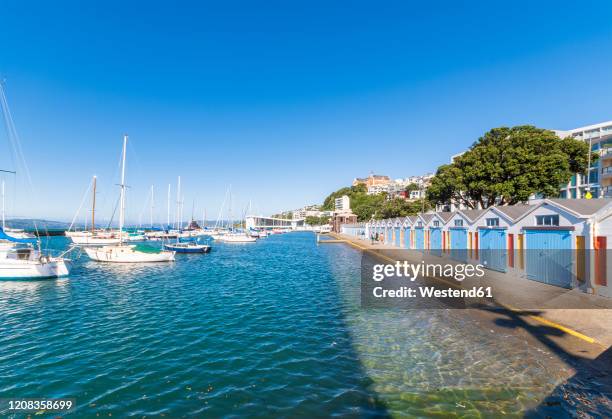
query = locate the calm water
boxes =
[0,233,594,417]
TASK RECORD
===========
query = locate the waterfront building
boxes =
[245,215,303,230]
[553,121,612,199]
[401,216,413,248]
[423,213,447,256]
[358,199,612,297]
[513,199,612,296]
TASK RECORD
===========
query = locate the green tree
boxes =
[427,126,596,209]
[404,183,420,193]
[377,198,429,219]
[321,184,367,210]
[305,215,330,226]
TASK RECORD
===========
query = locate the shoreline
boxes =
[326,231,611,357]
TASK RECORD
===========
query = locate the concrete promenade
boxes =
[326,232,612,352]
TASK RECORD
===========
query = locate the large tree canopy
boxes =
[427,126,595,209]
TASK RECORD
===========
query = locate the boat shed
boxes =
[513,199,612,292]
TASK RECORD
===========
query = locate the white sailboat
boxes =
[84,135,175,263]
[69,176,121,246]
[0,238,71,278]
[0,82,71,279]
[218,188,256,243]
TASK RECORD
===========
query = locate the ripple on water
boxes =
[0,234,606,417]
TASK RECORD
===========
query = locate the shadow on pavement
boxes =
[479,307,612,417]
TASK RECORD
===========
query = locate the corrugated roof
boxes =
[546,199,612,217]
[460,209,487,222]
[494,204,535,221]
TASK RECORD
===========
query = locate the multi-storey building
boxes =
[334,195,351,213]
[554,121,612,199]
[292,205,332,220]
[352,173,391,188]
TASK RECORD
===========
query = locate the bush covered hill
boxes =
[321,184,428,221]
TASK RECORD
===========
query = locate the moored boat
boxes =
[220,232,256,243]
[0,82,72,279]
[163,242,211,253]
[84,135,175,263]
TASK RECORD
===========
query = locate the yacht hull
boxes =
[70,236,121,246]
[84,245,175,262]
[163,244,211,253]
[0,258,71,279]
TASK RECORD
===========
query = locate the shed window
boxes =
[433,220,440,227]
[417,221,423,227]
[486,218,499,227]
[454,219,464,227]
[536,215,559,226]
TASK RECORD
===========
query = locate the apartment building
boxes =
[554,121,612,199]
[334,195,351,213]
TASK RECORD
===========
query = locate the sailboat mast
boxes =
[1,179,5,231]
[91,175,97,234]
[118,135,128,245]
[167,184,171,229]
[176,176,181,230]
[150,185,154,229]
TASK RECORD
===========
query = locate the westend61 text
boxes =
[372,286,493,299]
[372,261,485,282]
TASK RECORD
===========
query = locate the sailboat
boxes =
[218,189,256,243]
[163,237,211,253]
[0,82,71,278]
[84,135,175,263]
[69,176,122,246]
[0,230,71,278]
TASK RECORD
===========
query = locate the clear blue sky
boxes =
[1,0,611,223]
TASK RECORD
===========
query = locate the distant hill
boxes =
[4,219,71,230]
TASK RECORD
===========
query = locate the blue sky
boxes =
[1,0,611,223]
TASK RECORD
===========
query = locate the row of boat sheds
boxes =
[341,198,612,298]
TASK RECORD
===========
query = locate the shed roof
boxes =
[420,213,434,223]
[546,199,612,217]
[459,209,487,222]
[437,212,455,223]
[494,204,536,221]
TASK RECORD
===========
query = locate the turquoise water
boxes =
[0,233,593,417]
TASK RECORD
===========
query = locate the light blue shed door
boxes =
[450,228,468,262]
[395,227,401,247]
[525,230,573,288]
[387,227,393,244]
[430,228,442,256]
[479,228,507,273]
[415,228,424,250]
[404,228,411,249]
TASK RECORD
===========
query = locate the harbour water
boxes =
[0,232,597,417]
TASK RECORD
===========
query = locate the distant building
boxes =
[409,190,425,200]
[365,173,434,200]
[331,213,357,233]
[352,173,391,188]
[292,205,333,220]
[367,183,402,195]
[334,195,351,213]
[554,121,612,199]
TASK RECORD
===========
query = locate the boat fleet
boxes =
[0,82,288,280]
